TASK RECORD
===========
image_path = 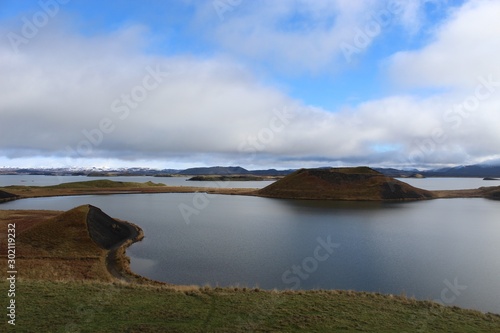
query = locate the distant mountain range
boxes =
[419,164,500,178]
[375,164,500,178]
[177,166,293,176]
[0,166,294,177]
[1,163,500,178]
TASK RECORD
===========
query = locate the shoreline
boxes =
[104,219,144,283]
[1,174,500,202]
[104,218,174,286]
[0,184,258,200]
[2,185,499,202]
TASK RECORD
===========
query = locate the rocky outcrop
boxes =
[86,205,138,250]
[0,190,18,203]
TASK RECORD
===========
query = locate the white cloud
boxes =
[1,1,500,169]
[198,0,429,73]
[389,0,500,89]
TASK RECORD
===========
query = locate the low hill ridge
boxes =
[50,179,164,188]
[16,205,142,281]
[258,167,434,201]
[19,205,137,255]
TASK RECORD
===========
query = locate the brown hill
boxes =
[257,167,435,201]
[16,205,141,281]
[19,205,136,254]
[483,187,500,200]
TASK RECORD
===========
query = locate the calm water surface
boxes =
[0,175,274,189]
[396,177,500,190]
[1,177,499,313]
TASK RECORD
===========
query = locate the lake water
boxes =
[1,176,499,314]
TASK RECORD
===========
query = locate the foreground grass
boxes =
[2,280,500,332]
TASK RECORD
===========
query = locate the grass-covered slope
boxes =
[2,281,500,332]
[258,167,435,201]
[13,205,140,281]
[2,179,168,199]
[12,205,109,281]
[18,205,104,256]
[483,187,500,200]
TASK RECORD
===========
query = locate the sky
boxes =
[1,0,500,170]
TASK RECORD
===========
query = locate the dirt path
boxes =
[84,205,147,283]
[104,220,144,283]
[104,222,172,286]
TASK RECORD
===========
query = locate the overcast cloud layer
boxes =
[1,0,499,169]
